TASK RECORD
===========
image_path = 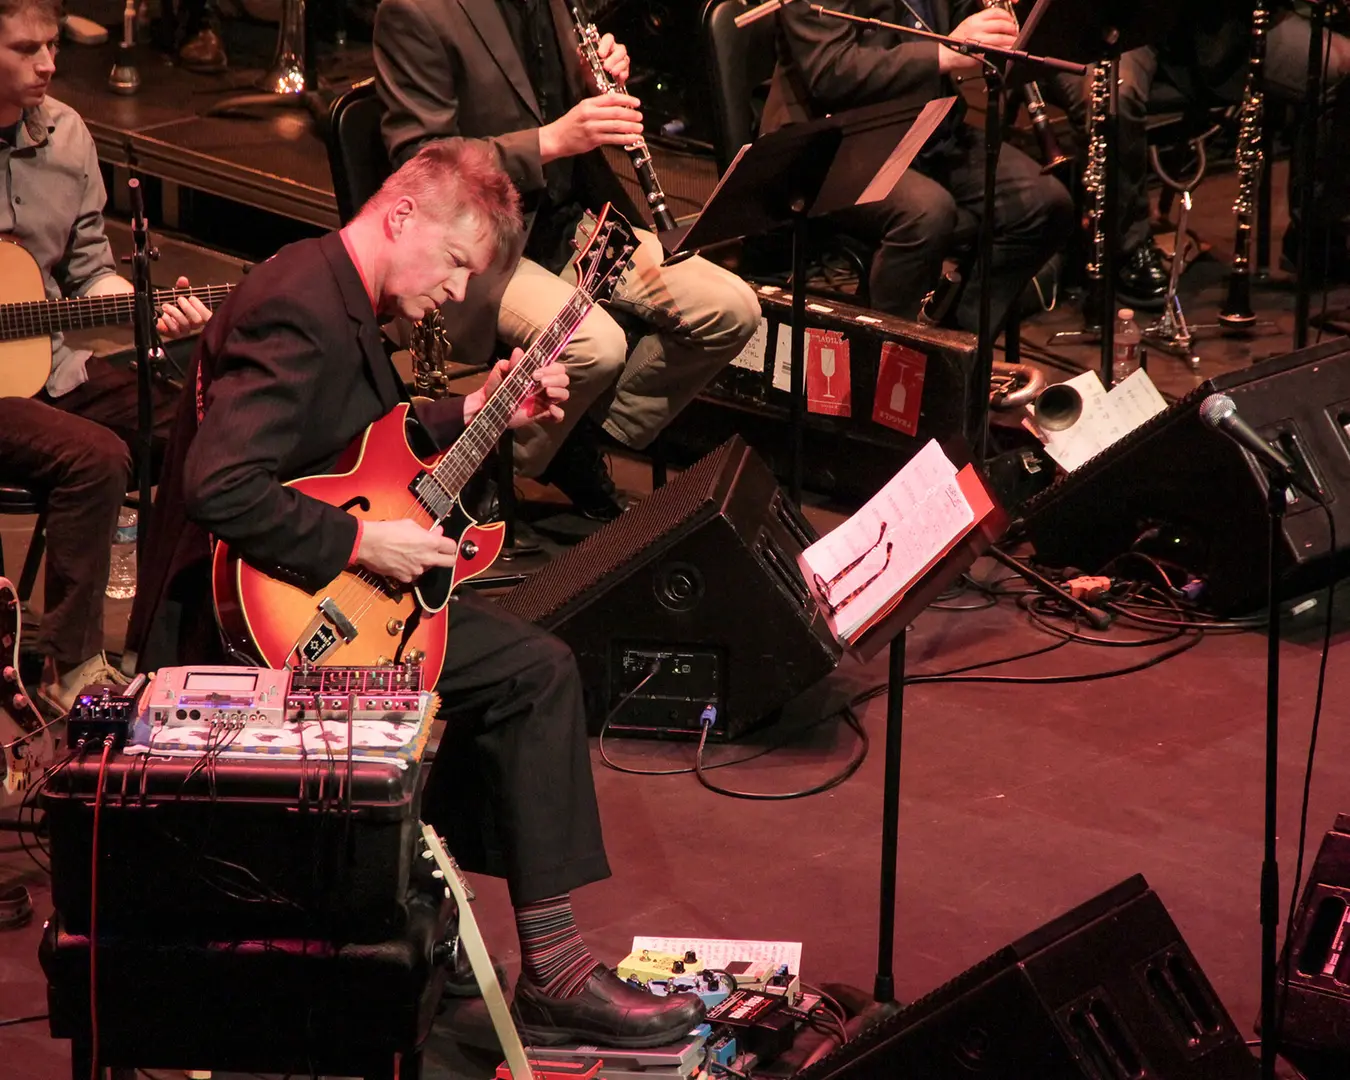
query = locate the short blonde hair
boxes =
[361,139,522,262]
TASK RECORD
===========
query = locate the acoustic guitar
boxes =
[212,206,637,680]
[0,238,235,400]
[0,577,59,812]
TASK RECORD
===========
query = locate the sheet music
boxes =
[631,936,802,973]
[799,440,974,640]
[1035,369,1167,473]
[857,97,957,205]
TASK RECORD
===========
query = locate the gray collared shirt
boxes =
[0,96,119,397]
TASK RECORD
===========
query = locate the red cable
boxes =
[89,739,113,1080]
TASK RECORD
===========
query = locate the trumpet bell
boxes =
[1033,383,1083,432]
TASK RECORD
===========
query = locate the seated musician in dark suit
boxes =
[373,0,761,521]
[125,140,706,1049]
[0,0,209,712]
[761,0,1073,332]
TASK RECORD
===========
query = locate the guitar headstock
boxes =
[571,204,637,307]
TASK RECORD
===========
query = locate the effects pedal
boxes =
[68,677,145,750]
[644,969,735,1009]
[145,666,289,727]
[619,948,702,985]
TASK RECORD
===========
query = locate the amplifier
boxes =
[662,284,979,501]
[43,748,423,940]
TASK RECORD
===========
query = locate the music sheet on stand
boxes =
[799,440,974,642]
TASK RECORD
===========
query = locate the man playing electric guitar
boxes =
[0,0,211,712]
[126,139,706,1049]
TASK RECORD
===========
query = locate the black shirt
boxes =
[496,0,587,272]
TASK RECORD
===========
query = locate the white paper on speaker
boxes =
[1034,369,1167,473]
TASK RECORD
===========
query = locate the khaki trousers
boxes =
[496,219,761,478]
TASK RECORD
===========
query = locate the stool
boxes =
[0,483,48,604]
[40,892,452,1080]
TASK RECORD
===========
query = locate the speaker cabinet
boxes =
[1272,814,1350,1079]
[498,437,842,740]
[798,875,1257,1080]
[1021,339,1350,614]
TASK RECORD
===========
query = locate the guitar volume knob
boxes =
[460,541,477,559]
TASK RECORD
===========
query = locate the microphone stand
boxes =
[127,178,159,558]
[788,5,1084,462]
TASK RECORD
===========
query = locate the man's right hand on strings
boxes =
[356,518,459,582]
[939,7,1018,76]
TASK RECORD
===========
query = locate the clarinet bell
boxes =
[108,41,140,95]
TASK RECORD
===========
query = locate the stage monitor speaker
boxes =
[1270,813,1350,1079]
[797,875,1257,1080]
[497,436,842,740]
[1021,338,1350,614]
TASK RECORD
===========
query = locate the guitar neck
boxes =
[430,290,595,499]
[0,284,235,341]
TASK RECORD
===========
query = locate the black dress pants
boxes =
[423,588,611,907]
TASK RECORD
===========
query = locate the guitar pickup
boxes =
[318,597,359,643]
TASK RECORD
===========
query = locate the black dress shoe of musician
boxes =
[539,424,627,523]
[441,939,509,1000]
[1115,237,1168,311]
[514,965,707,1048]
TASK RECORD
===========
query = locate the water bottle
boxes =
[1112,308,1142,387]
[106,507,137,600]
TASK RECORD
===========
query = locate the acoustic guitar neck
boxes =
[0,283,236,342]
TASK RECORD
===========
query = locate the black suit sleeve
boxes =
[373,0,548,191]
[775,1,943,113]
[182,298,359,593]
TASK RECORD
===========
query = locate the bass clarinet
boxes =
[570,4,678,233]
[981,0,1070,174]
[1217,1,1269,329]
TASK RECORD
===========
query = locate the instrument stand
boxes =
[1142,190,1200,366]
[202,0,339,121]
[127,178,159,557]
[1294,0,1327,349]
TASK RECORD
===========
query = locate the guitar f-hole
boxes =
[338,495,371,513]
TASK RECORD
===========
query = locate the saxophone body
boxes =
[570,6,678,233]
[1217,2,1268,330]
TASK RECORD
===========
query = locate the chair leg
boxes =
[649,434,668,490]
[18,508,47,604]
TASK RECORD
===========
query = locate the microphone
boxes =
[1199,393,1325,504]
[735,0,797,28]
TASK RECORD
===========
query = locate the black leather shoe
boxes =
[513,965,706,1048]
[1115,237,1168,311]
[442,937,509,999]
[539,424,627,523]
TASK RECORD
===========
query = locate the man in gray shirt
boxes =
[0,0,210,711]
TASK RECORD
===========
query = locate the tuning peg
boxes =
[432,869,445,879]
[12,694,27,711]
[2,665,15,682]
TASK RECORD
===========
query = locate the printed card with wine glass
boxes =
[806,329,852,416]
[797,439,1003,653]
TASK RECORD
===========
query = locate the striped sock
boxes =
[515,894,599,999]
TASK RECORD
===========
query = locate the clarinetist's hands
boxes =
[585,32,631,90]
[539,94,644,163]
[940,8,1018,76]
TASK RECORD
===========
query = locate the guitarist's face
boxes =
[384,203,494,322]
[0,8,58,123]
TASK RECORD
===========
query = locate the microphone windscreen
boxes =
[1199,393,1236,428]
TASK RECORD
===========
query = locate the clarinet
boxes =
[1218,2,1269,330]
[980,0,1070,174]
[570,5,678,233]
[1080,62,1110,330]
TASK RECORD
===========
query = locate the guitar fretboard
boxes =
[0,284,235,341]
[416,290,595,518]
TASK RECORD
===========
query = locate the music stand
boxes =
[799,440,1006,1005]
[1028,0,1180,383]
[662,98,950,504]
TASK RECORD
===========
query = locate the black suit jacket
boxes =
[761,0,977,134]
[372,0,643,368]
[126,231,466,670]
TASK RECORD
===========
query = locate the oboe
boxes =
[981,0,1070,174]
[570,5,677,233]
[1217,2,1269,330]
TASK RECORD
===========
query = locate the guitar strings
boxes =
[0,285,235,337]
